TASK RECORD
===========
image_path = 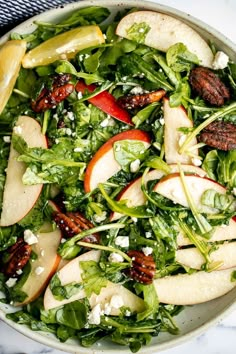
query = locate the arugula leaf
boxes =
[136,284,159,321]
[6,311,57,333]
[80,261,107,297]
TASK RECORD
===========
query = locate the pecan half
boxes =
[31,74,74,113]
[53,211,100,244]
[1,238,32,277]
[117,89,166,110]
[199,121,236,150]
[125,250,156,284]
[189,67,230,106]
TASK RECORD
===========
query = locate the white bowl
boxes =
[0,1,236,353]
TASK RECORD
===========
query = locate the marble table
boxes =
[0,0,236,353]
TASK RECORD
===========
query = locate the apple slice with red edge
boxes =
[84,129,151,193]
[153,267,236,305]
[111,164,207,221]
[163,98,199,164]
[153,173,230,214]
[116,11,214,68]
[75,80,132,125]
[176,242,236,270]
[177,217,236,246]
[0,116,48,227]
[15,201,62,306]
[44,250,145,315]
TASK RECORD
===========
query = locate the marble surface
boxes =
[0,0,236,353]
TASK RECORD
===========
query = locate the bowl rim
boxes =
[0,0,236,353]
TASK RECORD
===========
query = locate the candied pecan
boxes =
[53,211,100,243]
[125,250,156,284]
[199,121,236,150]
[189,67,230,106]
[1,238,32,277]
[117,89,166,109]
[31,74,74,113]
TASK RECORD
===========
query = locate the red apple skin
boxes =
[84,129,151,193]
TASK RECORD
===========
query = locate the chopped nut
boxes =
[117,89,166,109]
[125,250,156,284]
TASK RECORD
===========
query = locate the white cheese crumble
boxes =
[159,118,165,125]
[93,211,107,223]
[212,51,229,70]
[88,304,103,325]
[131,217,138,223]
[192,157,202,166]
[74,147,83,152]
[130,159,140,173]
[115,236,129,248]
[77,91,83,99]
[35,266,45,275]
[67,111,75,121]
[130,85,145,95]
[100,116,116,127]
[6,278,17,288]
[233,187,236,196]
[16,269,23,275]
[108,252,124,263]
[142,246,153,256]
[13,126,22,134]
[24,229,38,245]
[145,231,152,238]
[109,294,124,309]
[3,136,11,143]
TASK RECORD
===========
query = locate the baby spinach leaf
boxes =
[50,273,83,301]
[126,22,151,44]
[113,140,149,172]
[56,300,87,330]
[80,260,107,297]
[166,43,199,72]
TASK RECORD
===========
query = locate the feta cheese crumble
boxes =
[24,229,38,245]
[108,252,124,263]
[145,231,152,238]
[115,236,129,248]
[13,126,22,135]
[88,304,103,325]
[93,211,107,223]
[6,278,17,288]
[212,51,229,70]
[3,136,11,143]
[142,246,153,256]
[192,157,202,166]
[130,159,140,173]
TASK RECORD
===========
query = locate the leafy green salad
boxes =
[0,5,236,353]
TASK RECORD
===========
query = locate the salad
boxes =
[0,5,236,353]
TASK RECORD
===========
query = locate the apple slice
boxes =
[111,164,207,221]
[44,250,145,314]
[154,268,236,305]
[163,98,198,164]
[176,242,236,270]
[116,11,214,67]
[0,116,47,226]
[15,222,62,306]
[177,217,236,246]
[153,173,229,214]
[84,129,151,193]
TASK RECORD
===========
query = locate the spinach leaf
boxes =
[56,300,87,330]
[166,43,199,72]
[6,311,57,333]
[113,140,149,172]
[49,273,83,301]
[126,22,151,43]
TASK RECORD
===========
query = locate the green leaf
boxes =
[166,43,199,72]
[136,284,159,321]
[132,102,160,127]
[113,140,149,172]
[99,183,153,218]
[56,300,87,329]
[126,22,151,44]
[80,261,108,297]
[49,273,83,301]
